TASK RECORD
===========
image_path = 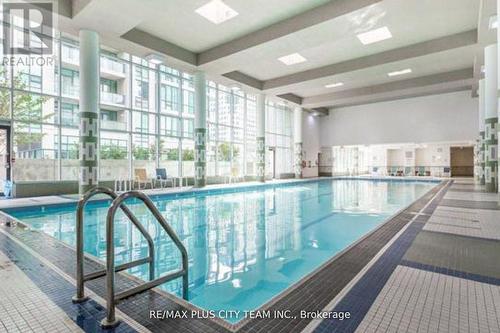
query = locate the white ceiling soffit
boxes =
[260,30,477,90]
[302,68,473,108]
[57,0,481,108]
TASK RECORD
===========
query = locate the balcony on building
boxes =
[101,91,126,108]
[100,109,127,131]
[100,56,127,80]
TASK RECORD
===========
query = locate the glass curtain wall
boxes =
[1,35,294,182]
[265,101,294,178]
[206,82,257,178]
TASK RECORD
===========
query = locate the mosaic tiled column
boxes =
[484,44,498,193]
[485,118,498,192]
[479,79,486,185]
[194,71,207,187]
[78,30,99,195]
[256,94,266,182]
[294,107,303,178]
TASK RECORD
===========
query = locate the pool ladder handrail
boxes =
[72,187,155,304]
[103,190,189,329]
[72,187,189,329]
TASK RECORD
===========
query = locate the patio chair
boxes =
[155,168,174,188]
[134,168,153,190]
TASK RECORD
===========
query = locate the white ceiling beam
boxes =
[198,0,382,65]
[302,68,473,108]
[263,30,477,90]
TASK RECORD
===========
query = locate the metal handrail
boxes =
[72,187,155,303]
[101,190,189,329]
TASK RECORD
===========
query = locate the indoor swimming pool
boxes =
[2,179,438,323]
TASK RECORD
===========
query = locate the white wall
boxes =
[302,111,320,177]
[320,91,478,146]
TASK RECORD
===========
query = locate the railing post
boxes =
[102,202,120,328]
[72,199,88,303]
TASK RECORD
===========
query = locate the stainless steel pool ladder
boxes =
[72,187,189,329]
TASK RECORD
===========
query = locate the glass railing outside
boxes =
[101,56,126,75]
[62,85,79,98]
[101,91,125,106]
[61,47,79,65]
[101,119,127,131]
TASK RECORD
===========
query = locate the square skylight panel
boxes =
[195,0,238,25]
[357,27,392,45]
[278,53,307,65]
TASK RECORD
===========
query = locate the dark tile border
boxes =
[447,188,487,193]
[400,259,500,286]
[440,199,500,210]
[0,179,446,333]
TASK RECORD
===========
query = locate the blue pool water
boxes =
[4,179,437,323]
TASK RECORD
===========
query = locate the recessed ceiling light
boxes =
[388,68,412,77]
[195,0,238,25]
[145,53,165,65]
[325,82,344,88]
[278,53,307,66]
[357,26,392,45]
[489,15,498,30]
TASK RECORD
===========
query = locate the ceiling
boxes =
[56,0,492,109]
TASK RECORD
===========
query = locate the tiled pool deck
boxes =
[0,177,498,333]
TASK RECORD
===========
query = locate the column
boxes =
[194,71,207,188]
[293,107,303,178]
[78,30,99,195]
[256,94,266,182]
[478,79,486,185]
[484,44,498,193]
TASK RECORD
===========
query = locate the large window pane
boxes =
[234,94,244,128]
[132,134,156,178]
[132,111,156,134]
[13,123,58,180]
[59,127,79,180]
[0,56,11,87]
[12,53,59,96]
[207,84,217,123]
[0,88,10,119]
[183,119,194,138]
[218,142,231,176]
[182,75,194,116]
[218,88,231,126]
[181,139,194,177]
[159,137,179,177]
[100,54,129,111]
[101,108,128,131]
[132,65,156,112]
[160,115,180,137]
[13,92,56,124]
[160,74,181,115]
[232,143,243,177]
[100,131,129,180]
[59,101,79,127]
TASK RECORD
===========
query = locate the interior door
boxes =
[0,126,11,195]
